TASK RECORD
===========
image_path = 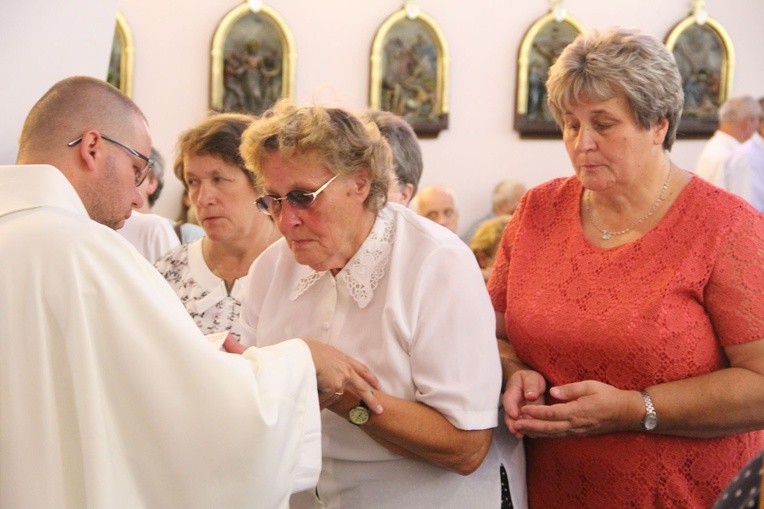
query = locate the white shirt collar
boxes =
[290,207,395,309]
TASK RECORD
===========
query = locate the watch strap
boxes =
[640,389,658,430]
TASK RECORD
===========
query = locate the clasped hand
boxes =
[503,370,633,439]
[223,334,383,416]
[301,338,383,415]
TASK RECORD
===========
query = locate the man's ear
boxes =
[76,130,104,173]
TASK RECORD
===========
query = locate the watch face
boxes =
[349,405,370,426]
[644,414,658,431]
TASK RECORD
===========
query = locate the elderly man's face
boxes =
[258,150,373,273]
[418,188,459,233]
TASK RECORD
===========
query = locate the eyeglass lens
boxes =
[255,174,338,216]
[100,135,152,187]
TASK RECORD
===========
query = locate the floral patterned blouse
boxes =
[155,239,249,343]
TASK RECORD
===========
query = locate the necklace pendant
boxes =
[601,231,612,240]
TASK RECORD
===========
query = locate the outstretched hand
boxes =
[301,338,383,415]
[222,334,383,415]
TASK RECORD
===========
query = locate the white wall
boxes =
[4,1,763,236]
[2,0,117,164]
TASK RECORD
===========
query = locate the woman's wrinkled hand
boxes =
[301,337,384,415]
[511,380,639,438]
[502,369,547,439]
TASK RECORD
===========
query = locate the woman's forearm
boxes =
[333,391,494,475]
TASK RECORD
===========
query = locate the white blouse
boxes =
[242,203,511,508]
[155,239,249,342]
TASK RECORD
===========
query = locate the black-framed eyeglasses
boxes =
[67,133,154,187]
[255,174,339,216]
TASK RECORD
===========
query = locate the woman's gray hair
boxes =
[240,99,393,212]
[546,27,684,150]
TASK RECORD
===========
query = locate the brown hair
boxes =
[174,112,256,188]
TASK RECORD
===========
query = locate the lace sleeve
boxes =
[705,208,764,345]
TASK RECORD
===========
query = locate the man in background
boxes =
[0,75,381,508]
[416,184,459,233]
[726,96,764,212]
[118,146,181,262]
[695,95,761,188]
[461,178,526,244]
[363,109,423,207]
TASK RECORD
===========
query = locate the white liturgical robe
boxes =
[0,165,321,509]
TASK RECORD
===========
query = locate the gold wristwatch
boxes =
[348,400,371,426]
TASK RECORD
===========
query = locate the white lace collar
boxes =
[290,207,395,308]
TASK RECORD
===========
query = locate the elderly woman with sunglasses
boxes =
[235,99,511,508]
[155,113,280,343]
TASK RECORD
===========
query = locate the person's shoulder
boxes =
[155,239,189,267]
[524,176,578,206]
[249,237,294,274]
[684,175,761,227]
[11,205,142,271]
[128,211,175,231]
[700,130,739,157]
[730,132,764,163]
[389,202,465,250]
[30,205,114,245]
[386,204,480,273]
[532,176,575,193]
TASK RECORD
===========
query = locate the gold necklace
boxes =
[585,163,673,241]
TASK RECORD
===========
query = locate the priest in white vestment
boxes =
[0,76,382,509]
[0,162,322,508]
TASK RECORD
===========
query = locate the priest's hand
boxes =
[300,337,383,415]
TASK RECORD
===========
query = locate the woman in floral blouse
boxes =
[156,113,279,342]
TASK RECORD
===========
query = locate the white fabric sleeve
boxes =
[243,339,322,493]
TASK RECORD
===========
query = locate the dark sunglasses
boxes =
[255,174,339,216]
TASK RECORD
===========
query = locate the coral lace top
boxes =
[488,175,764,508]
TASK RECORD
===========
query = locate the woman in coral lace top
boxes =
[488,27,764,508]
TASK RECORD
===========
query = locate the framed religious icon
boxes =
[514,11,584,137]
[665,14,734,137]
[107,12,134,97]
[370,8,450,138]
[210,3,295,116]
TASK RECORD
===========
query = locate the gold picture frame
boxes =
[108,12,134,97]
[665,14,735,137]
[514,11,584,137]
[210,3,295,115]
[370,8,450,138]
